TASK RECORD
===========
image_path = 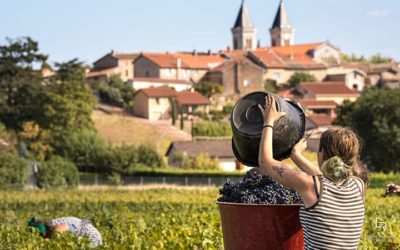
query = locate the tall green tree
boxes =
[334,88,400,172]
[287,72,316,88]
[0,37,47,129]
[54,58,86,82]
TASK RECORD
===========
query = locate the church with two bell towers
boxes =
[232,0,295,50]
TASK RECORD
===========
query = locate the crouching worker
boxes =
[384,183,400,197]
[28,216,103,247]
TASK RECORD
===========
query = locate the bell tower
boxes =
[232,0,257,50]
[270,0,294,47]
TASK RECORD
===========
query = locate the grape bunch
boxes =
[218,170,303,205]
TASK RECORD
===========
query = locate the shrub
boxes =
[0,152,28,189]
[137,145,166,169]
[171,152,220,170]
[101,145,165,175]
[36,156,79,189]
[222,104,234,115]
[60,129,108,173]
[288,72,316,88]
[193,122,232,137]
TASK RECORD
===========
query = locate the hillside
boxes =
[92,109,191,154]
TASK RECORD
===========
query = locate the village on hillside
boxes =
[41,0,400,172]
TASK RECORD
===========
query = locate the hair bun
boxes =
[321,156,350,183]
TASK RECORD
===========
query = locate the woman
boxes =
[258,94,365,249]
[28,215,103,247]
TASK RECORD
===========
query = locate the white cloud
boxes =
[366,10,390,17]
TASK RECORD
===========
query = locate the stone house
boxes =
[298,99,337,118]
[133,52,224,83]
[342,62,400,88]
[201,56,265,98]
[86,51,139,82]
[325,69,366,91]
[132,87,210,121]
[284,81,360,105]
[176,90,210,115]
[132,87,177,121]
[278,81,359,128]
[165,139,248,172]
[248,42,342,85]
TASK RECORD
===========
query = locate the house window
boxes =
[284,39,290,46]
[125,70,129,77]
[272,73,281,80]
[145,71,150,77]
[243,80,249,87]
[167,69,172,76]
[155,98,160,104]
[353,84,358,90]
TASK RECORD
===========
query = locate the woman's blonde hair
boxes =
[319,127,361,183]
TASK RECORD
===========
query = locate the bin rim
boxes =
[215,201,303,207]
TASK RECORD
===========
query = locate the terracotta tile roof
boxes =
[176,90,209,105]
[132,78,192,85]
[299,82,359,96]
[138,53,224,70]
[250,49,287,68]
[249,43,327,69]
[307,114,335,127]
[166,139,234,158]
[141,53,181,68]
[270,43,323,59]
[209,58,242,73]
[174,53,224,69]
[139,87,177,98]
[298,99,338,108]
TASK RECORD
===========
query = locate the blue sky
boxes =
[1,0,399,65]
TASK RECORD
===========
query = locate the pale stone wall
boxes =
[264,68,328,84]
[148,97,171,121]
[346,71,365,91]
[132,92,149,118]
[131,81,191,92]
[134,57,161,78]
[117,59,134,82]
[313,44,341,63]
[159,68,178,80]
[315,95,358,105]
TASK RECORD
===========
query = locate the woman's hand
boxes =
[292,139,307,156]
[258,94,286,125]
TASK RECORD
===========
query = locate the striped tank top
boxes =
[299,175,365,250]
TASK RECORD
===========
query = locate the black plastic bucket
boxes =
[231,91,305,167]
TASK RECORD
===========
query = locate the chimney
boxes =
[227,46,231,52]
[193,49,197,56]
[208,49,211,55]
[176,58,182,69]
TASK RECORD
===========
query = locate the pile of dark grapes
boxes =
[218,170,303,205]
